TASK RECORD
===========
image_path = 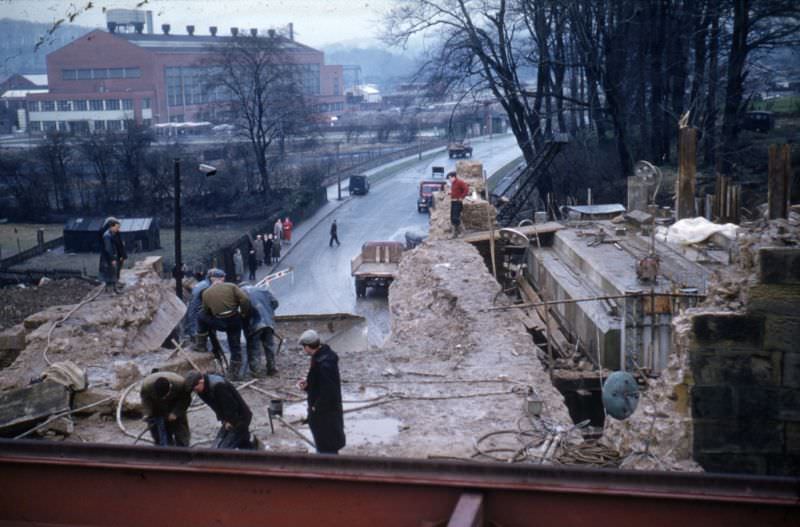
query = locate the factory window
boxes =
[124,68,141,78]
[108,120,122,131]
[142,97,151,109]
[41,100,55,111]
[62,69,77,80]
[109,68,124,79]
[106,99,120,110]
[122,99,134,110]
[58,100,72,111]
[93,120,106,131]
[43,121,57,131]
[90,99,104,111]
[57,121,68,131]
[27,101,39,112]
[70,121,90,134]
[73,100,87,111]
[287,63,320,95]
[77,69,91,80]
[28,121,41,131]
[142,118,152,127]
[93,68,108,79]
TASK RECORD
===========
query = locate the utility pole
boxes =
[173,158,182,300]
[336,142,342,200]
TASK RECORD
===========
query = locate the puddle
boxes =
[345,417,401,446]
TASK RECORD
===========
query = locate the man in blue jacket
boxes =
[241,285,280,377]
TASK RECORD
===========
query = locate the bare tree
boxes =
[37,131,73,211]
[206,33,315,194]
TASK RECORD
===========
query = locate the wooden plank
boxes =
[516,277,571,358]
[0,381,70,437]
[447,492,484,527]
[677,126,698,219]
[768,144,791,220]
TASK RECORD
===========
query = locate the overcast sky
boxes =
[1,0,394,47]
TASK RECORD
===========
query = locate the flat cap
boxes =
[207,268,226,278]
[185,371,203,389]
[298,329,320,347]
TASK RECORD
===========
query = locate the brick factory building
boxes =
[24,23,344,133]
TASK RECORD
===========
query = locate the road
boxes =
[263,134,522,345]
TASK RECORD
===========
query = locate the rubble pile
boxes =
[383,239,574,458]
[0,257,211,394]
[707,215,800,310]
[602,316,702,471]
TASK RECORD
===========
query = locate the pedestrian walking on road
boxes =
[273,218,283,242]
[186,371,254,450]
[140,372,192,447]
[247,248,257,281]
[447,171,470,238]
[283,217,293,243]
[297,330,346,455]
[329,219,340,247]
[233,248,244,282]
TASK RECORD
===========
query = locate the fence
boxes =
[0,237,65,270]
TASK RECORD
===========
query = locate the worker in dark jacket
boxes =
[241,285,280,377]
[198,269,252,380]
[186,371,253,450]
[297,330,345,454]
[447,172,470,237]
[99,217,126,293]
[329,219,340,247]
[140,372,192,447]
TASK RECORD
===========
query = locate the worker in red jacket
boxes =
[447,172,470,237]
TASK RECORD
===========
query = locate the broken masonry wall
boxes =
[0,257,200,393]
[688,245,800,476]
[385,239,573,458]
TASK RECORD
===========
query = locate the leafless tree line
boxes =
[385,0,800,197]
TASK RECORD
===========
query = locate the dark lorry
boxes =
[348,174,370,195]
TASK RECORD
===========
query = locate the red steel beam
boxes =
[0,440,797,527]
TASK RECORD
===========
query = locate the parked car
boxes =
[348,174,370,195]
[417,180,447,213]
[448,143,473,159]
[742,111,775,133]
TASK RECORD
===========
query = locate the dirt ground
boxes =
[0,278,96,331]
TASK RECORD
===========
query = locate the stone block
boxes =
[690,350,779,386]
[0,324,26,351]
[758,247,800,285]
[692,385,733,419]
[694,418,783,454]
[692,313,764,348]
[778,388,800,421]
[784,353,800,389]
[748,284,800,317]
[736,386,780,419]
[764,316,800,354]
[695,452,767,475]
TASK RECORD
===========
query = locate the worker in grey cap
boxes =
[187,268,223,361]
[297,329,345,454]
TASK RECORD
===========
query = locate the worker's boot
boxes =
[227,360,243,382]
[452,224,461,238]
[248,356,267,379]
[193,333,209,352]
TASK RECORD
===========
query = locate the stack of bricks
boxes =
[461,198,497,231]
[689,247,800,476]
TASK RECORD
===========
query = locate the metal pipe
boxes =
[488,291,706,311]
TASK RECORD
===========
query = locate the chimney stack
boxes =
[288,22,294,41]
[267,29,275,38]
[231,27,238,36]
[133,22,144,34]
[161,24,170,35]
[209,26,217,36]
[250,28,258,37]
[186,25,195,36]
[107,21,117,33]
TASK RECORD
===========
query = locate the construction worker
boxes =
[447,171,469,237]
[99,217,127,293]
[198,268,251,381]
[241,285,280,377]
[140,371,192,447]
[186,371,253,450]
[297,329,346,454]
[187,269,223,360]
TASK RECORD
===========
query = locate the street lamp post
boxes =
[173,158,183,300]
